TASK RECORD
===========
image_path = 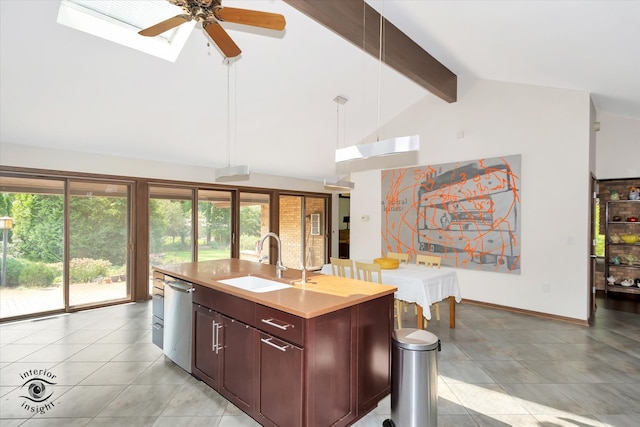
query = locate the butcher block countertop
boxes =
[153,259,396,319]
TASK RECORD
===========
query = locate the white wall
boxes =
[351,77,594,321]
[595,112,640,179]
[0,142,327,193]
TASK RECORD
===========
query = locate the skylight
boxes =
[57,0,196,62]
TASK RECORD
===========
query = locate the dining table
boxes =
[319,262,462,328]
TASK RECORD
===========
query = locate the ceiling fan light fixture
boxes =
[335,134,420,163]
[214,165,250,182]
[323,178,355,191]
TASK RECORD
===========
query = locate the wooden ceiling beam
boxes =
[282,0,457,103]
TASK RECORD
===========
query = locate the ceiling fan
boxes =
[138,0,286,58]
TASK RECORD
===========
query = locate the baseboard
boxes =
[461,299,590,327]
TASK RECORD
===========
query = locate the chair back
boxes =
[354,261,382,283]
[330,257,353,278]
[416,254,442,268]
[386,252,409,263]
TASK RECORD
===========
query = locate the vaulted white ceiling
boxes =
[1,1,638,182]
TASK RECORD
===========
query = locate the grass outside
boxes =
[157,247,231,264]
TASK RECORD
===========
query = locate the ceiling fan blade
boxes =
[138,14,191,37]
[204,21,242,58]
[214,7,286,31]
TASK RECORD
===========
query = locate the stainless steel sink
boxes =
[217,275,291,293]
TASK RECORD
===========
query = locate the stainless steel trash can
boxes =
[383,328,440,427]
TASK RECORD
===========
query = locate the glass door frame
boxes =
[0,172,136,321]
[66,178,134,310]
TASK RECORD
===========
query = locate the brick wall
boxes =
[278,196,326,269]
[305,198,325,269]
[279,196,302,268]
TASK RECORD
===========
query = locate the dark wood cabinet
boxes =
[192,304,221,389]
[190,282,393,427]
[357,295,393,413]
[303,307,357,426]
[221,315,256,412]
[258,332,304,427]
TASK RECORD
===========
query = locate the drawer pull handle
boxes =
[261,318,292,330]
[261,337,288,352]
[212,320,223,354]
[211,320,218,354]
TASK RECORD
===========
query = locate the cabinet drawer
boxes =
[152,294,164,319]
[192,284,215,308]
[152,316,163,349]
[153,271,165,290]
[256,305,304,346]
[192,284,255,326]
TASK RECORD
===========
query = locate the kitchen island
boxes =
[153,259,397,427]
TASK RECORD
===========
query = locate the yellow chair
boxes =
[387,252,411,327]
[415,254,442,324]
[387,252,409,263]
[354,261,382,283]
[330,257,353,278]
[416,254,442,269]
[354,262,406,330]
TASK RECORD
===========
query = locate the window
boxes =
[197,189,232,261]
[57,0,195,61]
[279,195,327,270]
[68,180,131,307]
[2,166,331,320]
[0,174,133,319]
[0,176,65,319]
[149,186,194,292]
[240,192,270,262]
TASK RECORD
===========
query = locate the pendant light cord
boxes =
[336,98,340,152]
[376,1,384,142]
[227,62,231,168]
[224,58,238,169]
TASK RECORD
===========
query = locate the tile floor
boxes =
[1,297,639,427]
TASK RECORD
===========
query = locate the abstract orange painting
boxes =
[381,155,521,273]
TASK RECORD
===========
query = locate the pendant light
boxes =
[335,1,419,163]
[215,58,250,182]
[324,95,355,191]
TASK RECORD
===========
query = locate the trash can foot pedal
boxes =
[382,419,395,427]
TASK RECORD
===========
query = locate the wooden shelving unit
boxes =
[604,199,640,294]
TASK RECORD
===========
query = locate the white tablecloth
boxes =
[319,263,462,320]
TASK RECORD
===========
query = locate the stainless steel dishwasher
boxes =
[163,277,195,373]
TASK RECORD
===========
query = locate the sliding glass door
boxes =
[197,189,232,261]
[278,195,327,270]
[149,186,194,292]
[240,192,270,262]
[68,180,131,307]
[0,175,133,319]
[0,176,65,319]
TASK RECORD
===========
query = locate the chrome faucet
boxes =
[256,232,287,278]
[300,262,307,284]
